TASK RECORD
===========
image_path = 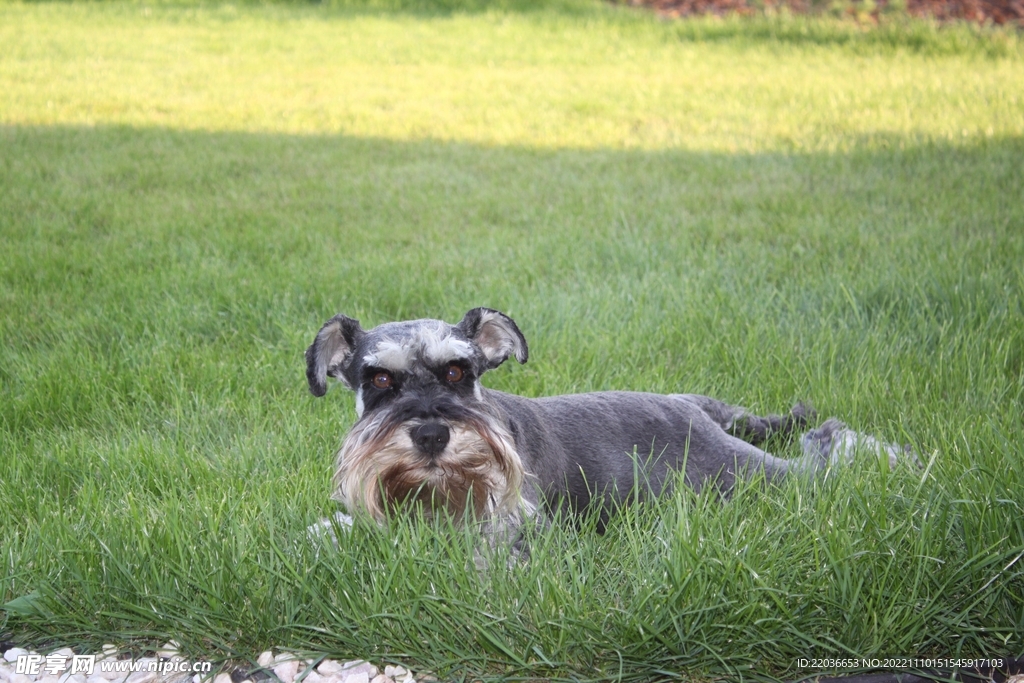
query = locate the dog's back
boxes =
[484,389,801,523]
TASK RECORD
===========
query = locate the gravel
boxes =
[0,646,431,683]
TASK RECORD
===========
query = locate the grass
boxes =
[1,0,1023,681]
[3,3,1023,150]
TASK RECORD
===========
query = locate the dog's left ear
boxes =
[456,307,528,369]
[305,314,365,396]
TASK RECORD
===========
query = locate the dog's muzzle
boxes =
[331,404,527,525]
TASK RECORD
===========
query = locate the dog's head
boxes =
[305,308,528,524]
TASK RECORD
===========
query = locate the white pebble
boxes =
[156,644,180,661]
[93,666,126,682]
[64,675,86,683]
[381,669,404,682]
[340,674,367,683]
[313,663,341,678]
[212,673,231,683]
[301,672,323,683]
[37,677,60,683]
[4,652,28,664]
[273,661,299,683]
[256,653,274,669]
[11,675,33,683]
[369,676,393,683]
[340,663,376,680]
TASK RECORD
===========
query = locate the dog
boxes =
[305,307,911,548]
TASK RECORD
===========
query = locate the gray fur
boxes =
[482,390,827,528]
[305,308,912,541]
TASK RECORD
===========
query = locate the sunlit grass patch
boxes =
[1,2,1022,150]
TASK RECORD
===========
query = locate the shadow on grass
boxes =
[1,123,1023,680]
[1,122,1022,428]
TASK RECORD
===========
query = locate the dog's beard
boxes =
[332,410,525,525]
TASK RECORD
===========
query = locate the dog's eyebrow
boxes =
[364,327,474,372]
[417,329,474,365]
[363,339,415,372]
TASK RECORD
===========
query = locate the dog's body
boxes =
[474,389,811,520]
[306,308,908,544]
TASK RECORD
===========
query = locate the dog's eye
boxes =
[371,372,393,389]
[445,365,464,383]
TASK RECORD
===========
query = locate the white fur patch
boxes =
[354,387,365,418]
[363,322,472,371]
[421,332,473,366]
[829,429,904,469]
[364,338,414,372]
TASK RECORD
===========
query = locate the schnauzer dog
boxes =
[305,307,910,545]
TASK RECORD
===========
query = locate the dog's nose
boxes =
[411,422,450,456]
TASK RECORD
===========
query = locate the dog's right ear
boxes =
[305,314,365,397]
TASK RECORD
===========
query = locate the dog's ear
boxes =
[456,308,528,369]
[305,314,365,396]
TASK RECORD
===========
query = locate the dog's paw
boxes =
[306,511,355,548]
[903,443,925,469]
[800,417,846,464]
[789,402,818,428]
[827,429,916,470]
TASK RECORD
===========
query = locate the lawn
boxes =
[1,1,1023,681]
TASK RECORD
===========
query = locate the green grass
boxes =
[1,1,1023,681]
[3,3,1023,150]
